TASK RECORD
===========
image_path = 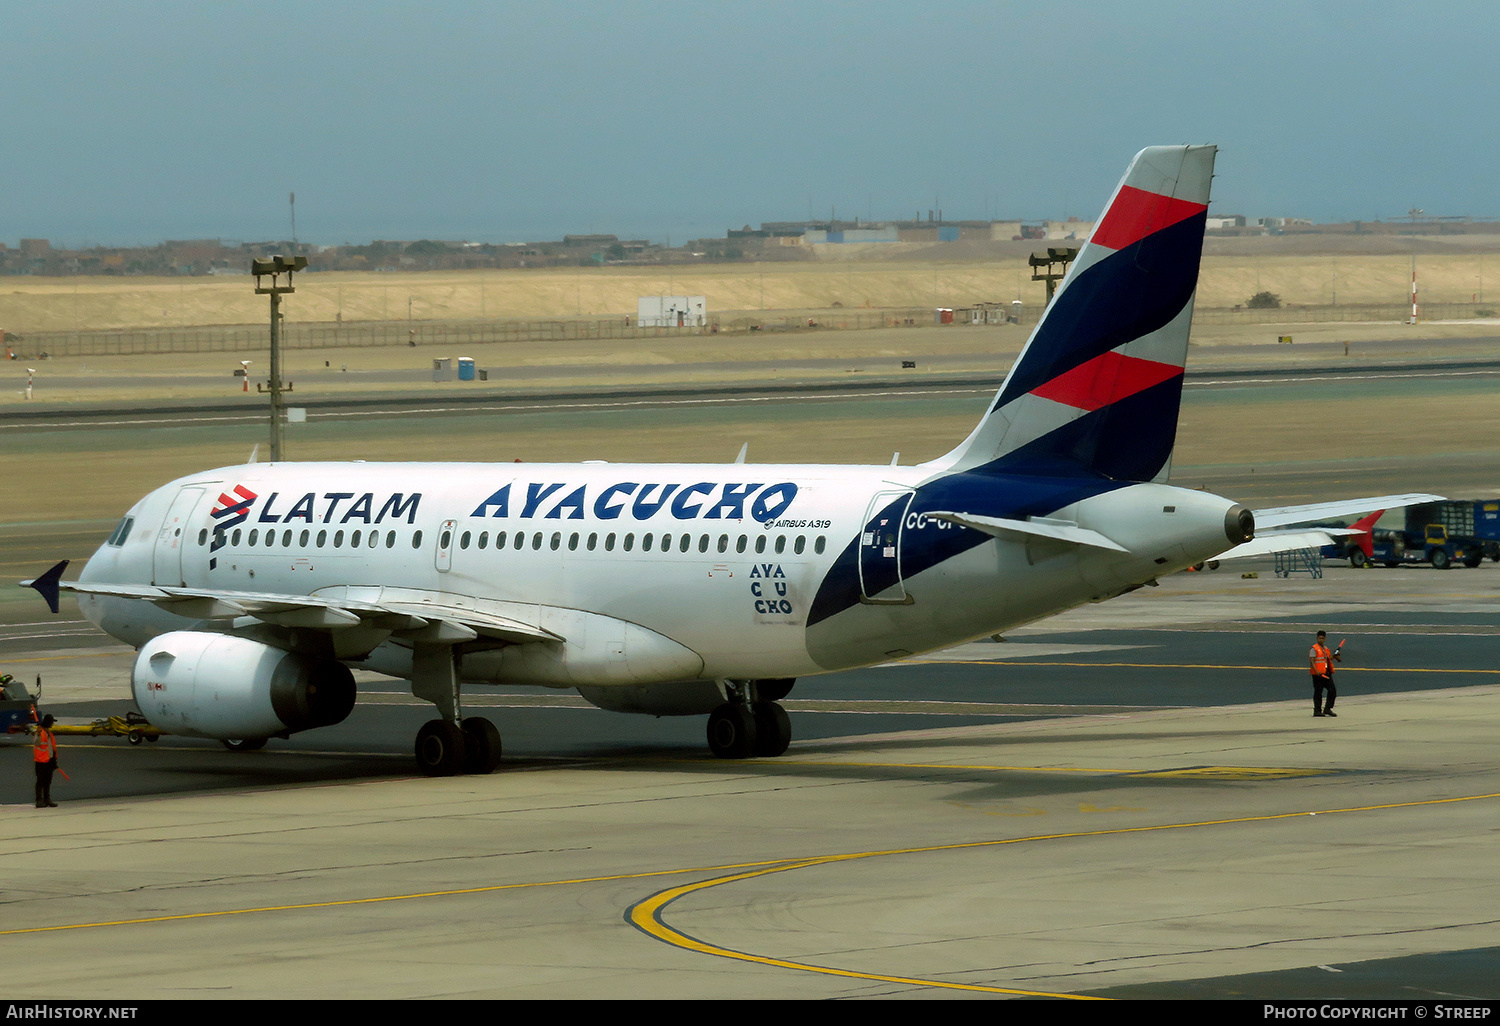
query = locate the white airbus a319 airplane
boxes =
[25,145,1436,775]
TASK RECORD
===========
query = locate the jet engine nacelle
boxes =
[133,631,356,740]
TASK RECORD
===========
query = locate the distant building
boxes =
[638,295,706,328]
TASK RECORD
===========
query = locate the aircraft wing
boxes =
[33,566,562,645]
[1252,493,1443,531]
[1211,493,1444,561]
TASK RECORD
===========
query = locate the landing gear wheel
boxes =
[461,717,503,775]
[751,701,791,757]
[707,703,757,759]
[415,719,467,777]
[221,738,267,752]
[756,678,795,702]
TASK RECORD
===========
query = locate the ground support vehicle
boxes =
[1367,525,1480,570]
[52,711,164,745]
[1,676,38,736]
[1403,501,1500,565]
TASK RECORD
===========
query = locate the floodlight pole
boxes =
[252,255,307,461]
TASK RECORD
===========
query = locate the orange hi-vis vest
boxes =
[1310,643,1334,677]
[33,727,56,763]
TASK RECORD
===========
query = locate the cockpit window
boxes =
[105,516,135,547]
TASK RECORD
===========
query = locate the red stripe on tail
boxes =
[1091,185,1208,251]
[1029,351,1182,412]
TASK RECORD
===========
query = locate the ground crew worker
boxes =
[34,713,59,807]
[1309,630,1340,717]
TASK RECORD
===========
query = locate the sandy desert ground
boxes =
[3,240,1499,334]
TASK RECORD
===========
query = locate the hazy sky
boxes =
[6,0,1497,248]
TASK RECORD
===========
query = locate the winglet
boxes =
[22,560,69,614]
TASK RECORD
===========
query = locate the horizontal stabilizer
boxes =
[926,511,1128,552]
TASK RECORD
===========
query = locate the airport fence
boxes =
[4,302,1493,359]
[4,306,955,358]
[1194,302,1495,325]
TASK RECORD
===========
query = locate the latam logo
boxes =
[470,481,799,524]
[211,485,259,530]
[209,486,259,566]
[252,491,422,525]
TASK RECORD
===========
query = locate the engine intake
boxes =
[133,632,355,740]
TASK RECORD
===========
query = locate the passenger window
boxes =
[283,530,293,547]
[736,535,747,553]
[680,535,692,553]
[659,533,670,552]
[197,528,208,546]
[460,531,470,549]
[717,534,728,553]
[587,532,598,551]
[643,533,654,552]
[351,529,362,547]
[249,529,259,546]
[333,530,343,547]
[386,531,396,548]
[232,528,242,546]
[755,535,767,554]
[605,533,616,552]
[623,533,634,552]
[440,529,451,549]
[531,533,542,551]
[369,531,378,548]
[568,533,579,551]
[478,531,489,549]
[775,536,786,554]
[814,536,826,554]
[413,530,424,548]
[794,536,805,554]
[316,530,327,548]
[299,529,310,547]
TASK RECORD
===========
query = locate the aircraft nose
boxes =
[1225,504,1255,545]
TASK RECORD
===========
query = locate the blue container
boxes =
[458,357,475,381]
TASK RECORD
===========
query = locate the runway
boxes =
[7,350,1500,431]
[2,564,1498,999]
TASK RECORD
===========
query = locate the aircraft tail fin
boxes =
[1350,509,1384,560]
[929,145,1215,481]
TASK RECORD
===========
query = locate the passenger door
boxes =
[858,490,914,604]
[152,487,206,586]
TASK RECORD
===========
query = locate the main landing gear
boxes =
[707,679,794,759]
[415,716,502,777]
[409,641,503,777]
